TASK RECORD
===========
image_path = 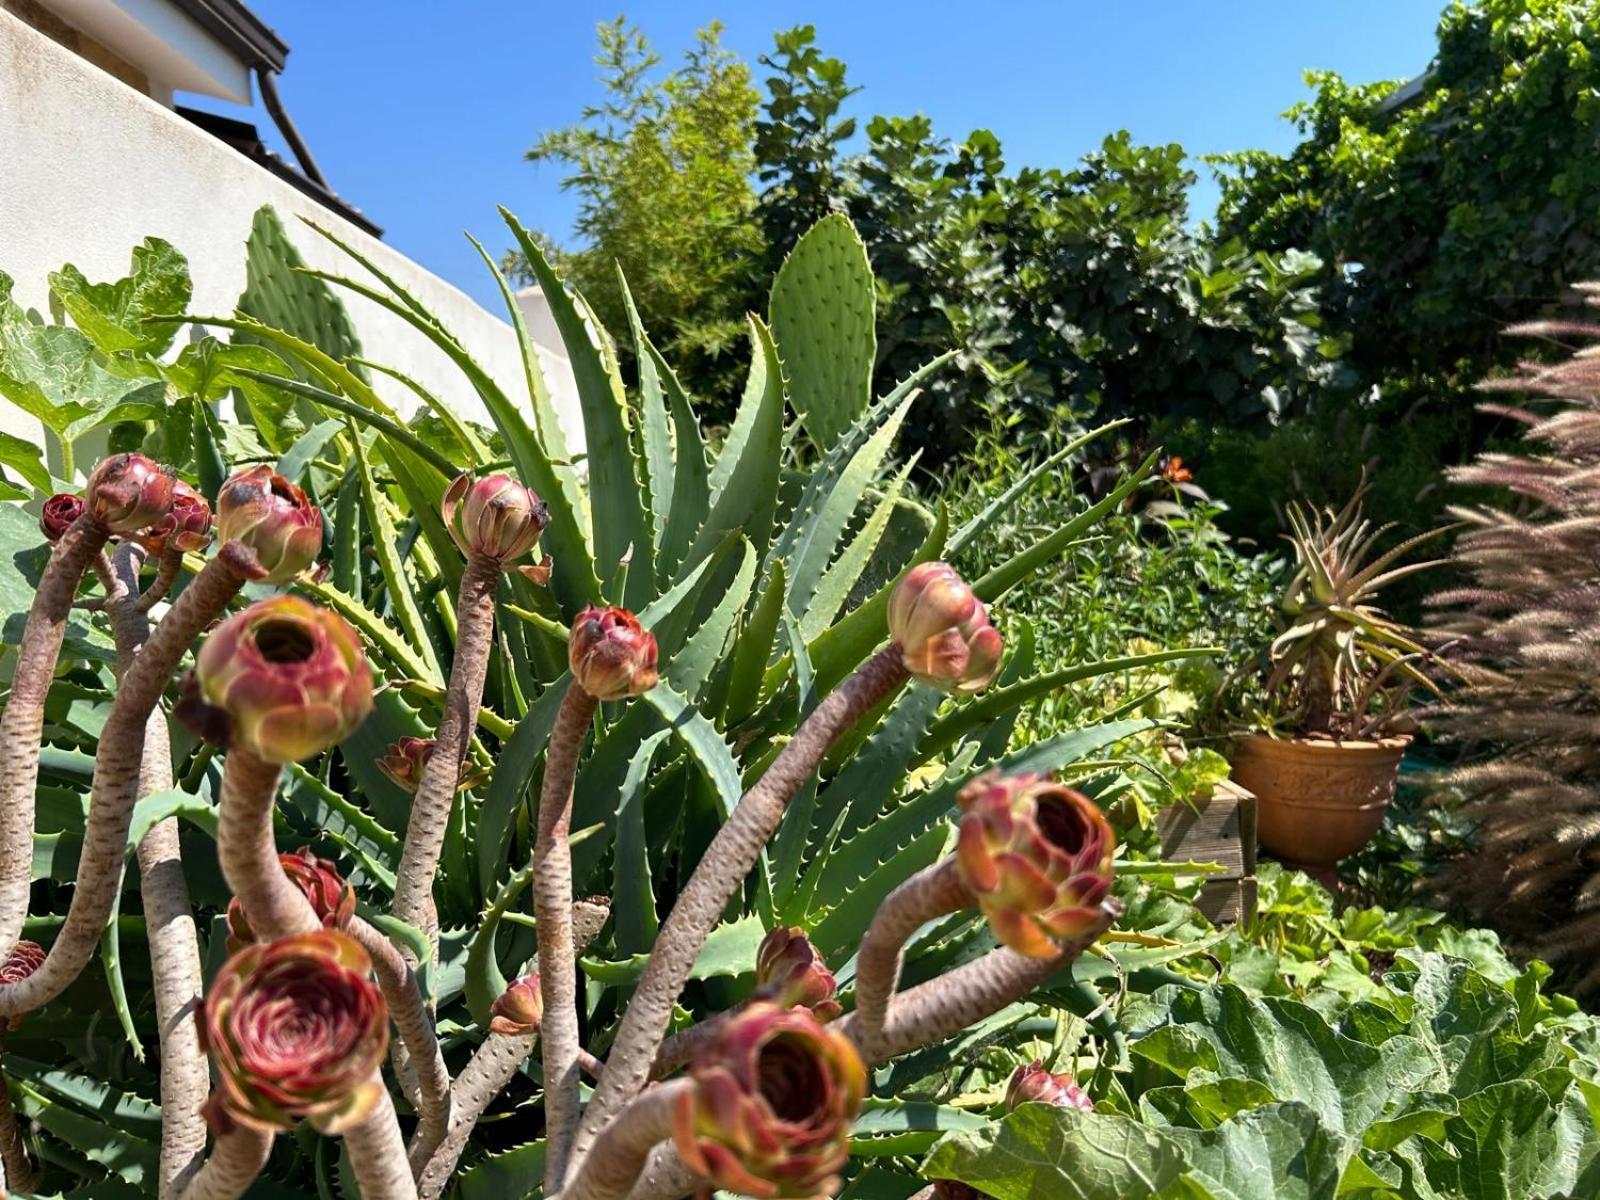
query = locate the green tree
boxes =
[515,19,763,406]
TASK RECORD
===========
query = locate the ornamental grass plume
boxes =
[955,774,1115,959]
[225,848,355,951]
[200,929,388,1134]
[673,1003,866,1200]
[215,464,323,583]
[888,562,1003,693]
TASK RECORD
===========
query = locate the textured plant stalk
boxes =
[839,899,1123,1064]
[134,545,185,613]
[347,915,451,1177]
[0,546,252,1018]
[0,1038,35,1195]
[621,1145,703,1200]
[169,1126,273,1200]
[215,749,417,1200]
[555,1081,690,1200]
[107,545,209,1197]
[392,553,499,946]
[853,859,974,1060]
[414,1028,537,1198]
[572,648,908,1169]
[536,684,599,1191]
[0,510,112,953]
[650,1010,734,1079]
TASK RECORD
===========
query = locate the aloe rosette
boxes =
[225,848,355,951]
[755,927,843,1021]
[215,465,323,583]
[673,1002,866,1199]
[887,561,1003,693]
[955,773,1115,959]
[200,929,388,1134]
[569,604,660,700]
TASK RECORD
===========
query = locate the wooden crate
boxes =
[1156,779,1258,924]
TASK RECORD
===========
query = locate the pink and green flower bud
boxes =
[184,595,373,764]
[215,465,323,583]
[39,493,85,542]
[225,848,355,952]
[199,929,388,1135]
[887,562,1002,693]
[441,473,549,562]
[1005,1060,1093,1112]
[488,972,543,1036]
[86,453,175,534]
[673,1002,866,1199]
[955,773,1115,960]
[0,940,46,1029]
[755,927,843,1022]
[138,479,214,555]
[569,605,659,700]
[375,736,487,795]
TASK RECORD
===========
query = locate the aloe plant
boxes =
[0,210,1223,1198]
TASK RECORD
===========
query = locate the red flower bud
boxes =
[225,848,355,952]
[955,773,1115,960]
[673,1002,866,1199]
[375,736,488,795]
[0,940,46,1029]
[200,930,387,1134]
[86,453,175,534]
[139,479,214,555]
[441,473,548,562]
[569,605,659,700]
[39,493,85,542]
[184,595,373,764]
[888,562,1003,693]
[216,465,323,583]
[1005,1060,1093,1112]
[755,927,842,1022]
[488,972,543,1036]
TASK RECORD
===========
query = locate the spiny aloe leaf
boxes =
[723,559,786,727]
[620,271,675,564]
[613,729,672,955]
[457,1139,545,1200]
[476,678,569,891]
[666,540,756,703]
[804,456,918,641]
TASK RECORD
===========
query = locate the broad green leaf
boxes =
[1161,1102,1353,1200]
[49,237,190,356]
[581,914,765,985]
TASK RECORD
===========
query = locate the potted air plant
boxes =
[1226,484,1450,875]
[0,454,1123,1200]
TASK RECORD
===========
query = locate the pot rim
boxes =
[1236,731,1412,755]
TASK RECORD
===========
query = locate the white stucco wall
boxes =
[0,9,583,468]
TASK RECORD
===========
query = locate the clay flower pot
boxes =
[1230,732,1409,871]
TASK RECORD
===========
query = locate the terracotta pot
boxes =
[1229,732,1409,869]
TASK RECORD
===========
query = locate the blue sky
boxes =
[188,2,1447,312]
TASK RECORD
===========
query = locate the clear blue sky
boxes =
[185,1,1447,312]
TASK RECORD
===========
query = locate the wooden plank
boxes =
[1156,781,1258,925]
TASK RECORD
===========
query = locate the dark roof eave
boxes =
[170,0,288,73]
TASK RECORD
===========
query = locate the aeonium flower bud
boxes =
[755,927,842,1022]
[216,465,323,584]
[488,972,543,1036]
[182,595,372,764]
[139,479,214,555]
[86,453,175,534]
[569,605,659,700]
[225,848,355,952]
[200,929,387,1134]
[956,773,1115,960]
[375,736,488,795]
[39,493,85,542]
[1005,1060,1093,1112]
[887,562,1002,693]
[442,473,548,562]
[673,1002,865,1199]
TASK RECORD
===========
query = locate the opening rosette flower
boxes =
[200,929,388,1134]
[225,848,355,951]
[887,562,1002,693]
[138,478,214,554]
[86,452,176,534]
[569,605,660,700]
[376,736,488,795]
[488,971,544,1036]
[181,595,373,763]
[955,773,1115,959]
[673,1002,865,1199]
[1005,1060,1093,1112]
[39,493,85,542]
[216,465,323,583]
[755,927,842,1022]
[0,940,45,1030]
[442,473,549,562]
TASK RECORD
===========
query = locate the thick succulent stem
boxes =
[214,748,418,1200]
[650,1010,735,1080]
[106,544,209,1197]
[134,545,185,613]
[0,510,112,952]
[392,553,499,946]
[0,1038,36,1195]
[0,546,253,1018]
[169,1127,273,1200]
[415,1028,536,1198]
[839,899,1123,1064]
[853,859,974,1060]
[536,684,599,1190]
[621,1146,703,1200]
[347,916,452,1177]
[555,1081,690,1200]
[572,648,908,1168]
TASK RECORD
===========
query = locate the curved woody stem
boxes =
[554,1080,691,1200]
